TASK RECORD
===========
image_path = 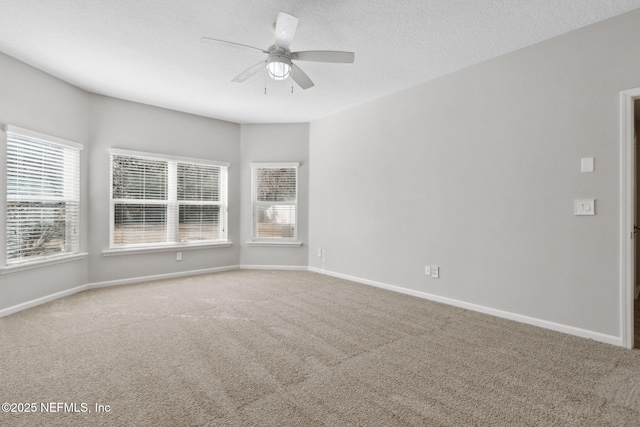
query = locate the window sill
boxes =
[0,252,88,275]
[102,242,233,257]
[245,241,303,247]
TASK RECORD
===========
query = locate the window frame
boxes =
[249,162,300,246]
[2,125,85,271]
[108,148,230,252]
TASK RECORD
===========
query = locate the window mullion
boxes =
[167,161,178,244]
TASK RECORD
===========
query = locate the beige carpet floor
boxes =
[1,270,639,426]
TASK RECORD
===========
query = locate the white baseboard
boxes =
[0,264,304,318]
[0,266,240,318]
[309,267,623,348]
[0,284,88,318]
[86,265,240,289]
[239,265,308,271]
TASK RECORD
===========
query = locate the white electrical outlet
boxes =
[425,265,431,276]
[431,266,439,278]
[176,252,182,261]
[317,248,323,258]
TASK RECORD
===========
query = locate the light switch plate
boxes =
[574,199,595,215]
[425,265,431,276]
[581,157,594,173]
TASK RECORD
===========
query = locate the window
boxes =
[251,163,298,241]
[110,149,228,249]
[5,125,82,265]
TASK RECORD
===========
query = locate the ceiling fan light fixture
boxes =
[202,12,353,90]
[266,55,291,81]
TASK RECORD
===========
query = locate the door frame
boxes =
[620,88,640,349]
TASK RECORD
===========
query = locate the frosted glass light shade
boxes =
[266,56,291,81]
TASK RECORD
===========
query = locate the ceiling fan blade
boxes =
[200,37,267,53]
[274,12,298,48]
[290,63,314,90]
[291,50,355,63]
[232,61,265,83]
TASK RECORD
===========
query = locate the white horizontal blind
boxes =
[177,163,227,242]
[252,164,298,240]
[6,129,81,264]
[112,156,168,245]
[110,151,228,247]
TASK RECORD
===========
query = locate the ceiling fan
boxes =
[200,12,355,90]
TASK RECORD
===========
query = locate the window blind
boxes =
[177,163,227,242]
[110,150,228,248]
[6,127,81,264]
[251,164,298,240]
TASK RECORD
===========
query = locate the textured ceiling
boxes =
[0,1,639,124]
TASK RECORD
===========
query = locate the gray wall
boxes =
[87,95,242,283]
[0,52,90,309]
[309,10,640,338]
[239,123,310,267]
